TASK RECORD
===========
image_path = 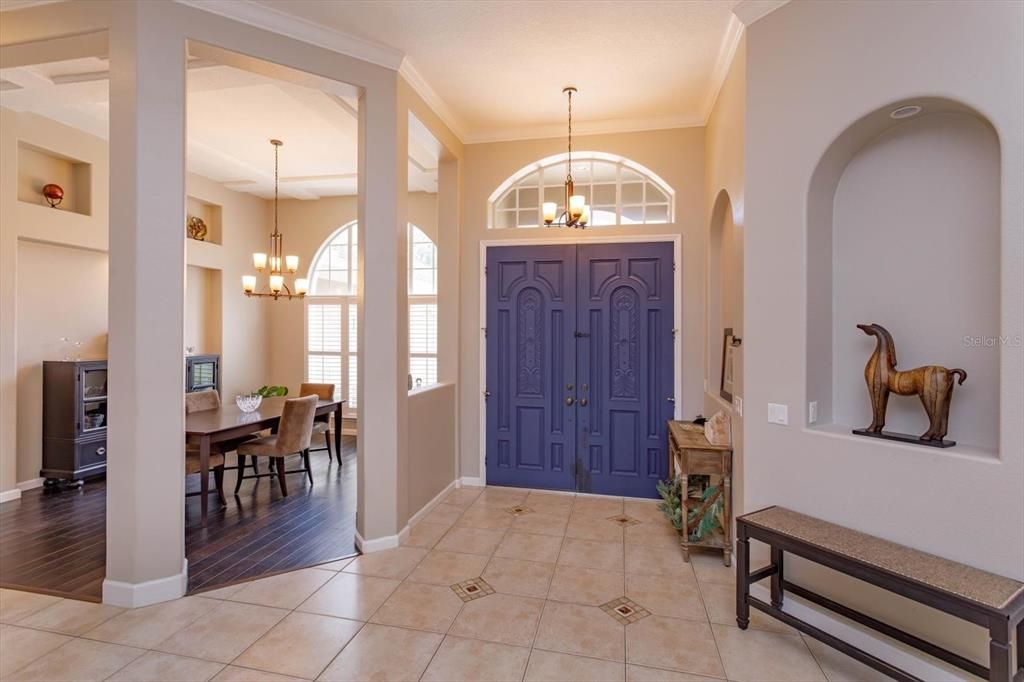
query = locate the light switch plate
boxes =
[768,403,789,425]
[734,396,743,417]
[808,401,818,424]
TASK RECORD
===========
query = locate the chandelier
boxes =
[543,87,589,229]
[242,139,307,300]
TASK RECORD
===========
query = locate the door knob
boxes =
[579,398,588,407]
[667,396,675,403]
[565,396,575,406]
[566,383,574,390]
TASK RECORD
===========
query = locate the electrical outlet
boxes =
[768,403,789,425]
[808,401,818,424]
[733,396,743,417]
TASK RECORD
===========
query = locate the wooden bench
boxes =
[736,506,1024,682]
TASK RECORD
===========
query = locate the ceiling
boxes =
[253,0,746,142]
[0,57,439,198]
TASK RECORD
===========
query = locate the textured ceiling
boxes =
[256,0,743,141]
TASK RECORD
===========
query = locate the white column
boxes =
[356,79,409,546]
[104,2,188,607]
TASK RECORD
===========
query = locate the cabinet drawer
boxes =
[678,449,726,476]
[77,439,107,468]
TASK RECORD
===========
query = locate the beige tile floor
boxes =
[0,486,889,681]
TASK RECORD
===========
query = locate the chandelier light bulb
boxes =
[579,205,591,225]
[569,194,585,218]
[294,278,309,295]
[253,253,267,270]
[542,202,557,224]
[285,255,299,273]
[269,275,284,294]
[242,275,256,294]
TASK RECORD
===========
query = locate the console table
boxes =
[667,420,733,566]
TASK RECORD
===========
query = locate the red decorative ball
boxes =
[42,183,64,208]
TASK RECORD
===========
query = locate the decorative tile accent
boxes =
[607,514,641,527]
[505,505,535,516]
[450,578,495,602]
[600,596,651,625]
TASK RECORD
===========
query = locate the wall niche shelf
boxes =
[804,97,1001,454]
[186,195,223,245]
[17,141,92,216]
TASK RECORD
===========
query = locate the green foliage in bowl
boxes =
[255,385,289,397]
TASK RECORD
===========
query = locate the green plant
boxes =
[687,485,724,541]
[255,385,289,397]
[656,478,683,531]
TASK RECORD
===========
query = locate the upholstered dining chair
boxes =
[299,382,340,465]
[235,395,318,496]
[185,390,258,499]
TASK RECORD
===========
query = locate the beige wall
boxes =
[702,36,745,515]
[459,127,705,482]
[407,383,457,514]
[745,0,1022,663]
[0,107,271,495]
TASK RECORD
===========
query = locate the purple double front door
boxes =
[485,242,675,499]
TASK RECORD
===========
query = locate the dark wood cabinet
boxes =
[42,360,108,482]
[186,354,220,393]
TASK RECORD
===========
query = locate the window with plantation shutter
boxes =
[306,222,359,413]
[408,224,438,389]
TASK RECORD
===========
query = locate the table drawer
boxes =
[677,449,727,476]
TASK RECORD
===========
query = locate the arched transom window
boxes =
[488,152,675,228]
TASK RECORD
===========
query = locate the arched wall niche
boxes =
[707,189,743,405]
[806,97,1000,453]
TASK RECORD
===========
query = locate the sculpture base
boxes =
[852,428,956,448]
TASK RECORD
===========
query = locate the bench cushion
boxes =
[740,506,1023,611]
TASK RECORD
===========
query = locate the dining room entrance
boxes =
[485,241,676,499]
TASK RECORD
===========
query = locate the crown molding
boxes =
[701,13,745,123]
[174,0,404,70]
[462,113,705,146]
[399,58,467,143]
[732,0,790,26]
[0,0,62,11]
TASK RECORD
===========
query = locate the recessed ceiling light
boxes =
[890,105,922,119]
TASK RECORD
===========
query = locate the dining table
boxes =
[185,395,345,526]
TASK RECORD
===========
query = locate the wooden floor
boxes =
[0,436,358,601]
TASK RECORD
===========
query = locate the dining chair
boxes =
[299,382,340,465]
[185,389,259,478]
[235,395,318,496]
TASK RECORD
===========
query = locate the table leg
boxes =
[200,435,210,527]
[335,404,343,466]
[736,524,750,630]
[723,471,732,567]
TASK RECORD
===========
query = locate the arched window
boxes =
[408,224,437,389]
[306,222,358,409]
[488,152,675,228]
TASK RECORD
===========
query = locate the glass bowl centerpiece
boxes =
[236,393,263,413]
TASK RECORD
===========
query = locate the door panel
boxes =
[577,242,675,498]
[486,241,674,499]
[486,245,577,490]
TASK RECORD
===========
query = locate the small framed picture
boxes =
[720,328,736,402]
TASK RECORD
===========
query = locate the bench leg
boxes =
[1017,619,1023,677]
[989,617,1013,682]
[771,546,785,608]
[736,524,750,630]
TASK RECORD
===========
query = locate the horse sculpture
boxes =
[857,323,966,442]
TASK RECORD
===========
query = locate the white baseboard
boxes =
[0,488,21,503]
[17,477,44,492]
[355,479,459,554]
[354,530,400,553]
[103,559,188,608]
[458,477,484,487]
[750,584,970,681]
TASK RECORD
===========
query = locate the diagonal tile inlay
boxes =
[600,596,651,625]
[451,577,496,602]
[505,505,535,516]
[607,514,642,527]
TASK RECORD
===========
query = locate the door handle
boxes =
[667,396,675,403]
[566,383,574,390]
[565,397,575,406]
[579,398,588,407]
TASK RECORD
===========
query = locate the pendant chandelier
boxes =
[543,87,589,229]
[242,139,307,300]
